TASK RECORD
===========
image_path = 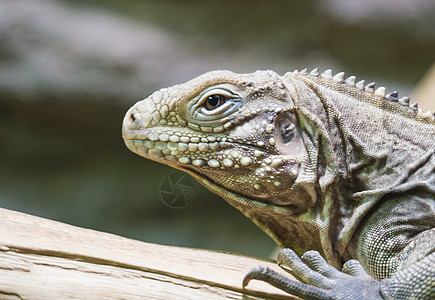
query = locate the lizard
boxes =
[122,68,435,299]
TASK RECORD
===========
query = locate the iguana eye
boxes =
[192,87,242,122]
[205,94,227,110]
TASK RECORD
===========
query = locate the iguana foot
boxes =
[243,248,385,300]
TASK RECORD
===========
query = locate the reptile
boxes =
[122,68,435,299]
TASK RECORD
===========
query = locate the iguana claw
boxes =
[244,248,385,300]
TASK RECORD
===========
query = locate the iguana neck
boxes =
[287,71,435,258]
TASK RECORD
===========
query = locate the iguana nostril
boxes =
[129,112,143,129]
[130,113,136,122]
[123,106,142,131]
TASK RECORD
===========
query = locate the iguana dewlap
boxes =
[122,68,434,299]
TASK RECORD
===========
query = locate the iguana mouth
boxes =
[124,136,271,169]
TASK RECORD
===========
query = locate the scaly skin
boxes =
[122,69,435,299]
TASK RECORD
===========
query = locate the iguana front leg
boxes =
[244,249,384,299]
[244,246,435,299]
[244,196,435,300]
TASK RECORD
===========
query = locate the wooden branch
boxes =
[0,208,297,299]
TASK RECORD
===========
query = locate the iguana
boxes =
[122,68,435,299]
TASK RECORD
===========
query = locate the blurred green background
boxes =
[0,0,434,258]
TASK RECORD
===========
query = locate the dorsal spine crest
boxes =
[293,68,434,121]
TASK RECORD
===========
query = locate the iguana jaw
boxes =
[123,133,295,209]
[123,127,308,208]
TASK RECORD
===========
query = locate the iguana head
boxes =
[122,70,317,215]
